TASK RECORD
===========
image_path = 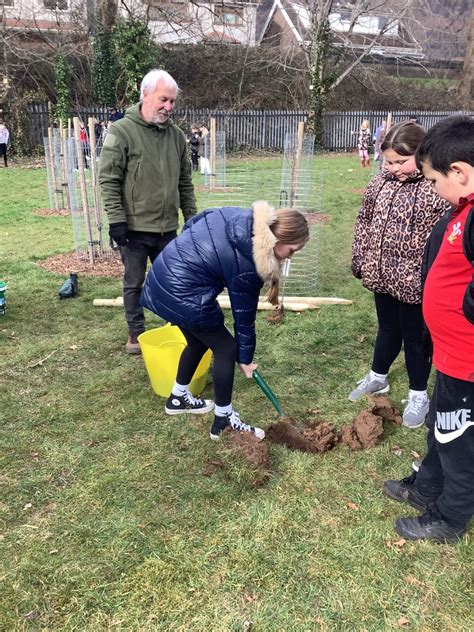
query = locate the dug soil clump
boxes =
[221,429,271,486]
[369,395,402,426]
[340,410,384,450]
[266,398,402,453]
[266,417,339,453]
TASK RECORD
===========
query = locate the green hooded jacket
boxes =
[98,103,197,233]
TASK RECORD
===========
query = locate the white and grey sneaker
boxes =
[348,373,389,401]
[402,393,429,428]
[210,410,265,441]
[165,392,214,415]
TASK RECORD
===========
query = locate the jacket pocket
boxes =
[130,161,141,207]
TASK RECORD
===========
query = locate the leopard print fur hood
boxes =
[351,170,452,304]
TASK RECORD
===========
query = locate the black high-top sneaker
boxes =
[165,392,214,415]
[210,410,265,441]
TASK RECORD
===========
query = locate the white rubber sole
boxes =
[209,428,266,441]
[348,384,390,402]
[402,418,426,429]
[165,402,214,415]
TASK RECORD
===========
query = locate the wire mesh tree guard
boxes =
[198,119,323,298]
[44,117,115,264]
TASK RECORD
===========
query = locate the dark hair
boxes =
[415,115,474,174]
[381,121,425,156]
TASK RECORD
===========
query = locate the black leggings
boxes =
[372,292,431,391]
[0,143,7,167]
[177,325,237,406]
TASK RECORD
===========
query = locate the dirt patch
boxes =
[302,422,340,452]
[370,395,402,426]
[340,411,384,450]
[35,207,70,217]
[37,251,123,277]
[305,213,330,225]
[351,188,366,195]
[266,397,402,454]
[266,418,339,453]
[223,430,270,485]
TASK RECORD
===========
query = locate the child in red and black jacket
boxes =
[383,115,474,543]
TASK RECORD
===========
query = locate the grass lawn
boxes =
[1,156,472,631]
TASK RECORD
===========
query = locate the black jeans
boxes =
[415,371,474,529]
[177,325,237,406]
[372,292,431,391]
[119,230,176,334]
[0,143,7,167]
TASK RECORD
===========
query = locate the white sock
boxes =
[215,404,233,417]
[172,382,189,397]
[409,389,428,400]
[370,370,387,381]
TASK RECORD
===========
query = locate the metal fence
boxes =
[19,105,474,153]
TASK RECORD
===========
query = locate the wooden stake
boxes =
[290,121,305,208]
[210,116,217,189]
[73,117,94,264]
[59,122,70,212]
[88,117,104,256]
[47,127,60,213]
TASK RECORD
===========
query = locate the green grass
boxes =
[1,157,472,631]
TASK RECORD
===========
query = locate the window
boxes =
[214,5,244,26]
[44,0,68,9]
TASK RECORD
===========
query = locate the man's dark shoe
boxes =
[126,331,143,355]
[165,393,214,415]
[395,511,466,543]
[383,475,436,512]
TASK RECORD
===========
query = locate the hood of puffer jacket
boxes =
[251,200,281,283]
[124,103,173,130]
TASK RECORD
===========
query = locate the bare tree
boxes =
[461,1,473,109]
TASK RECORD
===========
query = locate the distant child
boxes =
[189,125,200,172]
[141,202,309,441]
[358,119,372,167]
[0,120,10,167]
[198,123,211,175]
[350,121,452,427]
[373,120,386,171]
[383,115,474,542]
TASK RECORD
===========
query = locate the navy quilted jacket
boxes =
[140,203,279,364]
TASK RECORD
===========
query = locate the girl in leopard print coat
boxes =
[350,121,452,428]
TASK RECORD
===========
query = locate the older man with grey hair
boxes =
[99,69,197,354]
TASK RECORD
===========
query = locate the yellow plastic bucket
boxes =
[138,325,212,397]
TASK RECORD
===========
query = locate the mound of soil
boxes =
[266,418,339,453]
[370,395,402,426]
[37,251,123,278]
[223,429,270,485]
[266,397,402,454]
[340,411,384,450]
[35,207,70,217]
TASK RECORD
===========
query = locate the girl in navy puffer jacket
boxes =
[140,200,309,440]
